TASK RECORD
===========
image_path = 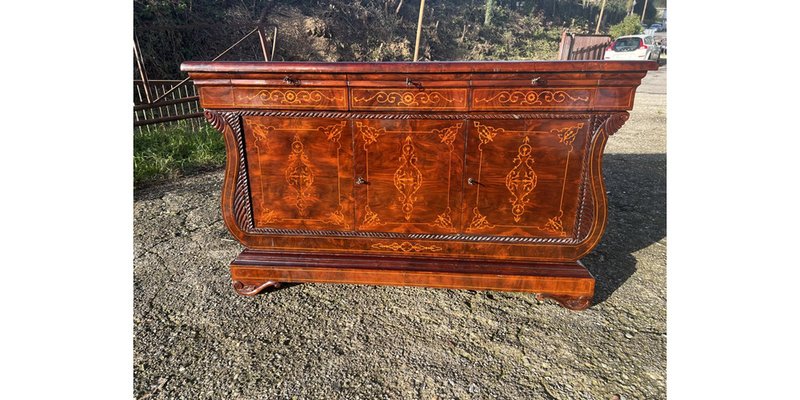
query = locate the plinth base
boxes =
[229,249,595,311]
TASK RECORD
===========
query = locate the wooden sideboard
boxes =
[181,60,658,310]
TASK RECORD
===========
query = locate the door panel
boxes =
[242,116,354,230]
[461,118,590,238]
[353,119,465,234]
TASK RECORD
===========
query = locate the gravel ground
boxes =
[134,65,666,400]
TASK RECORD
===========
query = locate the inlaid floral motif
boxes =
[371,242,443,253]
[362,205,383,228]
[542,215,566,236]
[394,135,423,221]
[353,91,455,107]
[433,122,462,150]
[323,206,349,229]
[466,207,495,232]
[284,134,316,216]
[431,208,456,231]
[475,90,589,106]
[505,136,538,223]
[241,89,342,105]
[318,120,347,143]
[472,121,503,149]
[355,121,385,149]
[551,123,585,147]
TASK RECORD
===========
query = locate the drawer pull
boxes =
[531,77,541,86]
[467,177,478,185]
[355,176,368,185]
[283,75,300,86]
[405,77,423,90]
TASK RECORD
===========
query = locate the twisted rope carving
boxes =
[204,110,227,132]
[248,226,579,244]
[230,110,594,120]
[221,112,256,231]
[573,112,629,240]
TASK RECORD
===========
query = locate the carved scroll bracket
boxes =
[595,112,630,138]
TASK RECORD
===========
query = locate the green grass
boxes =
[134,121,226,187]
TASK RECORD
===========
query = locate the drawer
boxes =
[349,75,468,111]
[232,86,347,110]
[471,87,594,111]
[197,74,348,110]
[351,87,468,111]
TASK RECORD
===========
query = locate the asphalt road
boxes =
[134,65,667,400]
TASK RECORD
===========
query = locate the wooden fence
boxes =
[133,80,205,133]
[557,32,613,61]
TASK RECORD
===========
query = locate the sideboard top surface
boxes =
[181,60,658,75]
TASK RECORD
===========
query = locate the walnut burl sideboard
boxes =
[181,60,657,310]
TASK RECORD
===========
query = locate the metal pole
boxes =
[257,26,270,61]
[640,0,649,23]
[594,0,607,34]
[133,35,152,104]
[271,27,278,61]
[413,0,426,61]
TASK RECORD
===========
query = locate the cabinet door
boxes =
[461,118,590,238]
[242,116,354,230]
[353,119,465,234]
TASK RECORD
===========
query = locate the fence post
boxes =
[567,33,575,60]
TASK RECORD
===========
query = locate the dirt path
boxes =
[134,66,666,400]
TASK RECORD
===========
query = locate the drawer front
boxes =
[353,119,466,234]
[471,88,594,110]
[242,116,354,230]
[461,118,591,238]
[351,88,468,111]
[234,87,348,110]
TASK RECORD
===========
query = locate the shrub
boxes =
[608,15,643,38]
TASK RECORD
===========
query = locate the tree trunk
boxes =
[484,0,494,26]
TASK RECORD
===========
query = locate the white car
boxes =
[604,34,661,61]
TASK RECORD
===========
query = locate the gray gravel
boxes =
[134,65,666,400]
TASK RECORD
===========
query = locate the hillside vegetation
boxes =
[135,0,639,79]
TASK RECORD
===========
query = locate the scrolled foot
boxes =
[536,293,592,311]
[232,280,282,296]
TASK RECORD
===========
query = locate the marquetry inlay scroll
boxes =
[473,121,502,148]
[429,122,463,231]
[371,241,443,253]
[353,91,455,106]
[241,89,342,105]
[540,214,566,236]
[394,135,423,221]
[434,123,461,148]
[284,134,316,216]
[552,123,584,147]
[474,90,590,106]
[259,208,280,224]
[467,207,496,232]
[362,205,383,227]
[356,121,385,148]
[251,123,275,143]
[432,208,456,230]
[323,206,349,229]
[319,120,347,143]
[505,136,538,223]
